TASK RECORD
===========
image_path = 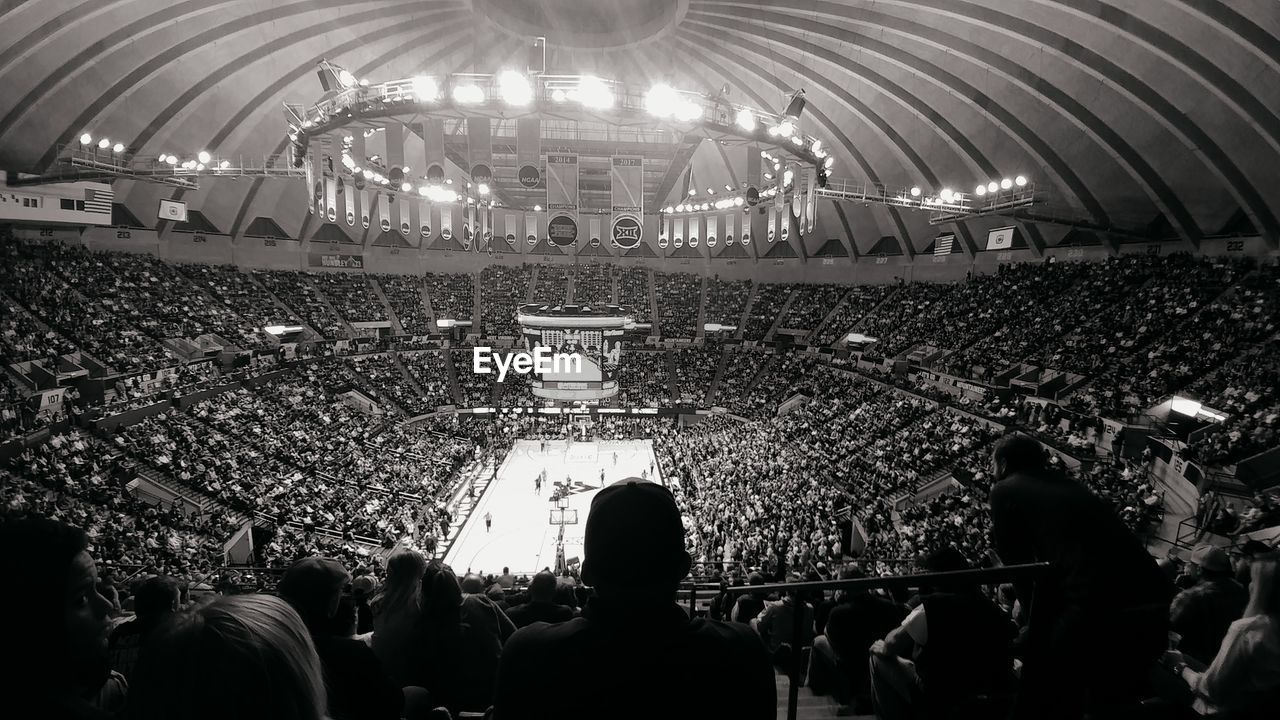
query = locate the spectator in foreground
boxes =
[988,433,1173,719]
[493,478,776,719]
[751,573,815,663]
[505,570,575,628]
[278,557,403,720]
[109,575,180,679]
[124,594,326,720]
[370,549,428,687]
[1169,545,1247,666]
[1168,551,1280,718]
[0,515,121,720]
[869,548,1016,720]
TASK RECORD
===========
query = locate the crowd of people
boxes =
[744,282,791,339]
[531,264,569,307]
[422,272,473,324]
[479,265,530,337]
[376,274,432,335]
[615,267,651,324]
[703,277,752,329]
[570,263,612,307]
[653,271,701,337]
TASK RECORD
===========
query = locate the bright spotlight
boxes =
[195,163,205,171]
[219,160,230,169]
[79,133,92,145]
[534,204,542,212]
[478,183,490,196]
[157,154,168,163]
[197,151,211,164]
[824,156,834,169]
[775,120,794,137]
[1015,175,1027,187]
[975,185,986,196]
[736,108,756,131]
[452,83,484,104]
[412,76,439,101]
[498,70,532,106]
[337,69,357,88]
[810,139,822,154]
[573,75,613,109]
[725,184,734,191]
[687,187,696,196]
[645,84,677,116]
[551,89,567,102]
[734,196,744,206]
[707,187,715,195]
[910,186,921,197]
[166,156,178,165]
[1000,178,1013,190]
[783,169,794,186]
[664,206,674,214]
[401,182,412,192]
[97,138,110,149]
[940,189,953,202]
[674,100,701,122]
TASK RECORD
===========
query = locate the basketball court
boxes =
[443,438,661,577]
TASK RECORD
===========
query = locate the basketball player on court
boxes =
[600,468,606,487]
[485,512,493,533]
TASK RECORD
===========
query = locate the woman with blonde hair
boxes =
[1171,551,1280,718]
[125,594,326,720]
[370,548,429,687]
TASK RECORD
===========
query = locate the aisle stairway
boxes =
[807,288,854,345]
[736,280,759,340]
[765,287,800,341]
[439,457,498,558]
[246,271,324,340]
[367,277,404,335]
[647,269,660,335]
[304,274,357,338]
[420,279,439,331]
[665,350,679,404]
[705,346,730,406]
[695,276,708,337]
[443,351,465,405]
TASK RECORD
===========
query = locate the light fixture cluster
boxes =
[76,133,125,155]
[81,132,233,172]
[973,175,1028,196]
[644,83,702,122]
[663,196,746,214]
[901,175,1030,207]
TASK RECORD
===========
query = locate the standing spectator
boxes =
[1170,545,1248,665]
[124,594,326,720]
[988,434,1173,719]
[278,557,402,720]
[109,575,180,679]
[0,515,120,720]
[369,550,428,688]
[493,479,775,719]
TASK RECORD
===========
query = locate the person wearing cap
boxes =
[505,570,576,629]
[987,433,1173,720]
[277,557,403,720]
[1170,545,1247,665]
[492,478,775,719]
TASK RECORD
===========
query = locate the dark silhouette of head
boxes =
[582,479,690,598]
[277,557,350,631]
[528,570,558,603]
[132,575,181,626]
[992,433,1047,481]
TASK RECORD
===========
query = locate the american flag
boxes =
[83,187,113,215]
[934,233,954,256]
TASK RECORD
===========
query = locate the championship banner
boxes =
[546,153,579,247]
[588,216,602,249]
[350,135,365,228]
[324,176,337,223]
[467,117,493,188]
[360,189,371,229]
[742,212,751,246]
[610,155,643,249]
[423,118,446,184]
[688,215,699,248]
[673,218,684,249]
[385,123,407,235]
[767,205,777,243]
[440,203,453,244]
[419,199,432,240]
[481,205,492,249]
[775,173,786,211]
[516,118,541,189]
[782,209,791,242]
[706,215,718,248]
[658,215,669,248]
[377,192,392,233]
[724,213,735,245]
[339,177,354,227]
[505,212,518,247]
[525,212,538,246]
[791,167,803,219]
[306,137,321,214]
[463,203,475,251]
[806,169,817,233]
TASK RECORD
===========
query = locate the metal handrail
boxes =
[713,562,1053,720]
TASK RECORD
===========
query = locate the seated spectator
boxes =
[124,594,326,720]
[278,557,403,720]
[370,549,429,688]
[869,548,1016,720]
[505,570,575,628]
[1170,545,1248,666]
[0,515,122,720]
[807,568,908,712]
[730,572,768,624]
[493,479,775,719]
[1166,552,1280,719]
[751,573,815,660]
[109,575,180,679]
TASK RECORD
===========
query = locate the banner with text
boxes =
[610,155,643,250]
[308,251,364,269]
[546,153,579,247]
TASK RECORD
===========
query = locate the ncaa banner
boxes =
[350,135,366,227]
[422,118,446,184]
[324,176,337,223]
[706,215,717,248]
[440,203,453,243]
[377,192,392,233]
[419,199,432,240]
[782,209,791,242]
[688,215,699,248]
[724,213,735,246]
[610,155,643,249]
[504,212,518,247]
[360,189,371,229]
[467,117,493,188]
[806,169,817,233]
[463,203,475,251]
[385,123,408,235]
[791,166,803,219]
[516,118,541,189]
[658,215,669,248]
[525,212,538,246]
[589,216,603,250]
[481,206,492,249]
[767,205,777,243]
[673,218,684,249]
[339,178,354,227]
[547,153,579,247]
[742,212,751,246]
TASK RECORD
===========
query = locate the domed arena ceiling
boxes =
[0,0,1277,253]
